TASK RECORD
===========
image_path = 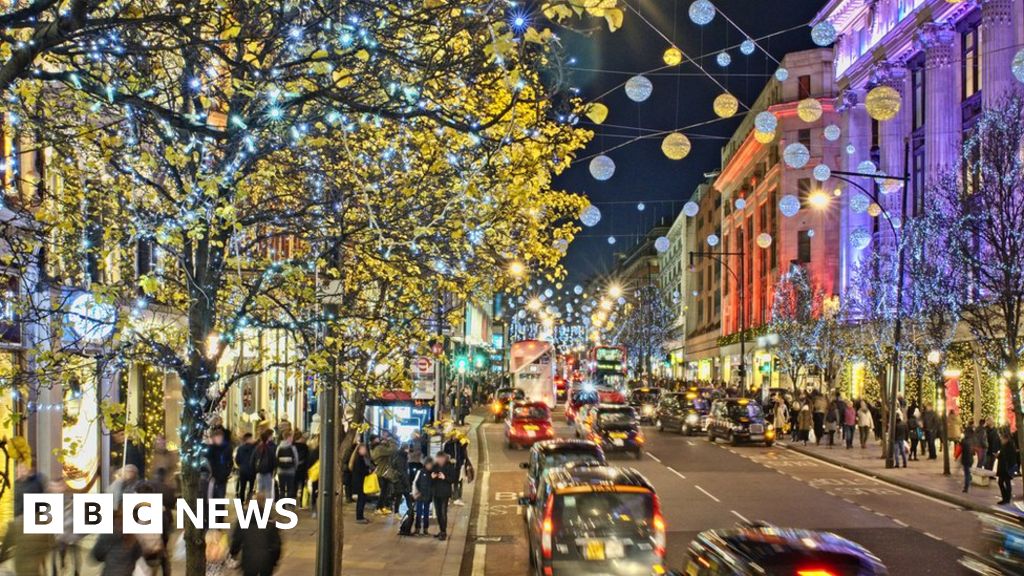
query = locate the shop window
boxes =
[797,230,812,263]
[798,75,812,99]
[962,24,982,101]
[911,63,925,131]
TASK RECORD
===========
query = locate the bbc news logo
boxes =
[23,495,299,534]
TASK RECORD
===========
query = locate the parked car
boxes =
[628,387,662,423]
[492,387,526,422]
[506,401,555,449]
[706,398,775,446]
[655,390,711,435]
[565,388,598,424]
[523,465,666,576]
[587,404,644,458]
[682,524,887,575]
[519,439,606,506]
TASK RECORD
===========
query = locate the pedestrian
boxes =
[110,429,147,479]
[457,387,472,426]
[229,496,282,576]
[110,464,140,510]
[206,428,234,499]
[91,511,143,576]
[797,403,812,446]
[412,458,434,536]
[824,402,839,448]
[252,429,277,498]
[974,419,989,469]
[349,443,374,524]
[235,433,257,502]
[893,412,908,468]
[907,408,921,461]
[922,403,939,460]
[0,480,54,576]
[789,400,801,442]
[870,402,883,441]
[52,480,84,576]
[407,432,425,481]
[961,424,976,493]
[948,410,962,455]
[442,431,471,505]
[986,420,1001,471]
[997,429,1019,505]
[370,433,398,515]
[812,392,827,446]
[293,432,311,508]
[843,400,856,449]
[773,397,789,434]
[275,432,300,501]
[430,452,457,541]
[857,401,873,449]
[391,442,412,516]
[130,481,168,576]
[150,435,178,487]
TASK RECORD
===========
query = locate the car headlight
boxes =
[643,404,655,415]
[685,413,700,425]
[766,423,774,431]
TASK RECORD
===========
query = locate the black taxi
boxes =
[706,397,775,446]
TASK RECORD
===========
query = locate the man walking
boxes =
[430,452,457,541]
[961,424,975,493]
[812,392,827,445]
[205,428,234,499]
[235,433,257,501]
[922,404,939,460]
[997,429,1019,505]
[985,420,1002,471]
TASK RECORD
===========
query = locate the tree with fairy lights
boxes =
[610,281,673,379]
[2,0,605,572]
[769,264,819,391]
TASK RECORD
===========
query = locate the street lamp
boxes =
[927,349,950,476]
[508,260,526,278]
[608,284,623,299]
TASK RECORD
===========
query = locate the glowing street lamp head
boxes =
[508,261,525,278]
[808,190,831,210]
[527,298,541,311]
[608,284,623,298]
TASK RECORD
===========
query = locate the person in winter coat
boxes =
[92,512,143,576]
[252,429,277,498]
[442,432,470,505]
[206,428,234,499]
[370,435,398,515]
[407,433,426,481]
[986,420,1002,471]
[974,419,989,468]
[235,433,257,502]
[961,424,976,493]
[997,429,1019,504]
[922,404,940,460]
[430,452,457,541]
[229,497,282,576]
[907,410,921,462]
[275,434,301,501]
[811,393,827,446]
[0,479,55,576]
[773,398,789,433]
[349,444,374,524]
[412,458,434,535]
[948,410,963,453]
[797,404,813,445]
[292,432,311,508]
[842,401,857,449]
[893,412,909,468]
[390,445,411,516]
[824,403,839,448]
[857,401,873,449]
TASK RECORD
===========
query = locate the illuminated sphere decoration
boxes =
[625,75,653,102]
[779,194,801,217]
[846,143,856,155]
[824,124,841,141]
[706,233,720,247]
[783,142,810,168]
[735,198,747,210]
[812,164,831,182]
[553,238,569,253]
[689,0,716,25]
[865,85,901,121]
[608,236,616,245]
[867,203,883,217]
[811,21,837,46]
[654,236,670,253]
[683,201,700,217]
[807,229,815,238]
[580,204,602,226]
[754,129,775,144]
[857,160,877,175]
[713,93,739,118]
[1014,49,1024,83]
[797,98,823,122]
[754,111,778,133]
[717,52,731,67]
[663,46,683,66]
[637,202,645,211]
[544,288,553,298]
[775,68,789,81]
[756,232,773,249]
[740,39,756,55]
[661,132,692,160]
[574,285,583,295]
[850,227,872,250]
[589,154,616,180]
[850,193,870,214]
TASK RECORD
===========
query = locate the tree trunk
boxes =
[180,402,207,576]
[335,393,365,573]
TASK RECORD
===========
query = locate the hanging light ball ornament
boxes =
[689,0,716,25]
[717,52,731,67]
[683,201,700,217]
[580,204,602,226]
[713,93,739,118]
[661,132,692,160]
[783,142,810,168]
[754,111,778,133]
[735,198,747,210]
[846,143,856,155]
[637,202,645,211]
[754,129,775,144]
[850,227,872,250]
[1013,49,1024,83]
[856,160,877,175]
[756,232,773,249]
[553,238,569,253]
[608,236,616,245]
[589,155,616,180]
[663,46,683,66]
[813,164,831,182]
[867,202,883,217]
[807,229,815,238]
[740,39,756,55]
[573,285,583,295]
[706,233,720,247]
[654,236,670,253]
[824,124,842,141]
[865,85,901,121]
[625,75,653,102]
[850,193,870,214]
[775,68,789,81]
[779,194,801,217]
[797,98,823,122]
[811,21,837,46]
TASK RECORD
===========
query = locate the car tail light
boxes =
[491,401,502,414]
[652,495,666,557]
[796,570,838,576]
[541,495,554,559]
[636,431,646,444]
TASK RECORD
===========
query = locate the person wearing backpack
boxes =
[275,434,301,501]
[251,429,277,498]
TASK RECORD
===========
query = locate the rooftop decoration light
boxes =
[850,193,870,214]
[589,155,616,180]
[713,93,739,118]
[775,68,789,81]
[585,103,609,124]
[661,132,692,160]
[850,227,872,250]
[866,85,901,121]
[867,203,883,217]
[706,233,720,247]
[783,142,810,168]
[735,198,747,210]
[689,0,716,25]
[797,98,823,122]
[625,75,653,102]
[663,47,683,66]
[812,164,831,182]
[856,160,877,175]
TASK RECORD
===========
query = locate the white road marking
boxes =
[647,453,662,463]
[687,441,696,446]
[892,518,909,527]
[924,532,943,541]
[695,485,721,503]
[730,509,750,523]
[666,466,686,480]
[472,427,492,576]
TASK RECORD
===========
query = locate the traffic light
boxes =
[474,353,486,369]
[455,355,469,373]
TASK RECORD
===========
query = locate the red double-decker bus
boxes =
[588,345,627,387]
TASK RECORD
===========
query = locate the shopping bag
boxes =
[954,443,962,459]
[363,472,381,495]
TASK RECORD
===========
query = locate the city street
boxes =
[466,413,987,575]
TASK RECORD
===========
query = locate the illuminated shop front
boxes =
[365,391,435,442]
[61,361,102,492]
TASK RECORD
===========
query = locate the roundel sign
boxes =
[65,291,117,342]
[415,356,434,373]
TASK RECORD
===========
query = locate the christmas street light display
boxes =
[662,133,692,160]
[714,93,739,118]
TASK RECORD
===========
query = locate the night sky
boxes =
[555,0,826,285]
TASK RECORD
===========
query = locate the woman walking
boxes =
[349,443,374,524]
[857,401,873,449]
[797,404,813,446]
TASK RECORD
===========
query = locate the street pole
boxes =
[314,373,336,576]
[884,141,911,469]
[939,367,950,476]
[738,240,746,396]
